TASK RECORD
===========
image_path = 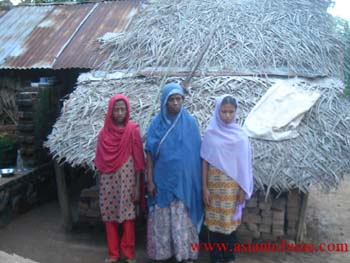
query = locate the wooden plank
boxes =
[53,160,73,231]
[137,68,326,79]
[296,192,309,242]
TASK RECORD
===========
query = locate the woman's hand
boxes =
[146,152,155,198]
[147,181,156,198]
[133,172,140,203]
[202,187,211,206]
[237,188,245,204]
[133,187,140,203]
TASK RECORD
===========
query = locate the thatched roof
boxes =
[45,74,350,193]
[45,0,350,193]
[100,0,346,78]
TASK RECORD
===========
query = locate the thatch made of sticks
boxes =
[101,0,345,78]
[45,75,350,193]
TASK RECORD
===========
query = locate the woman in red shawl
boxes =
[94,94,145,263]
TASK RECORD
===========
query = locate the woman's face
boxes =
[167,94,183,116]
[112,100,127,125]
[219,103,236,124]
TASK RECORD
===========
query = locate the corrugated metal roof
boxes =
[0,2,139,69]
[0,6,54,67]
[54,1,139,69]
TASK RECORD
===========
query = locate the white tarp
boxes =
[243,78,321,141]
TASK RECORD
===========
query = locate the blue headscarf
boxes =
[146,83,203,232]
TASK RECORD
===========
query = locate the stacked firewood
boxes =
[16,90,40,167]
[16,82,59,167]
[237,190,301,242]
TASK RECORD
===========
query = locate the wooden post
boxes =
[54,160,73,231]
[296,192,309,242]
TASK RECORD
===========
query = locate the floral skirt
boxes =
[147,200,199,261]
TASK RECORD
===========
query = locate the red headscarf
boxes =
[94,94,145,174]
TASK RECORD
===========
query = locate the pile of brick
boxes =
[237,190,301,242]
[78,186,303,242]
[78,185,101,225]
[286,190,301,237]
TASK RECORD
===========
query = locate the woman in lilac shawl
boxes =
[201,95,253,263]
[145,83,203,263]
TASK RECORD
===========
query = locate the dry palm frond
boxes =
[101,0,345,78]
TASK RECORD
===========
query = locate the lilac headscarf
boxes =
[200,95,253,219]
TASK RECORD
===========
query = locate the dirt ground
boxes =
[0,177,349,263]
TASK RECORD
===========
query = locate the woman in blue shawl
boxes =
[146,83,203,263]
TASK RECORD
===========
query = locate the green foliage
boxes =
[0,134,14,146]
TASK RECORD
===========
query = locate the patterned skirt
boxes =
[99,156,135,223]
[147,200,199,261]
[204,165,241,234]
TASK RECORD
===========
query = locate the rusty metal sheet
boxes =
[0,1,139,69]
[3,4,92,69]
[0,6,54,68]
[53,1,139,69]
